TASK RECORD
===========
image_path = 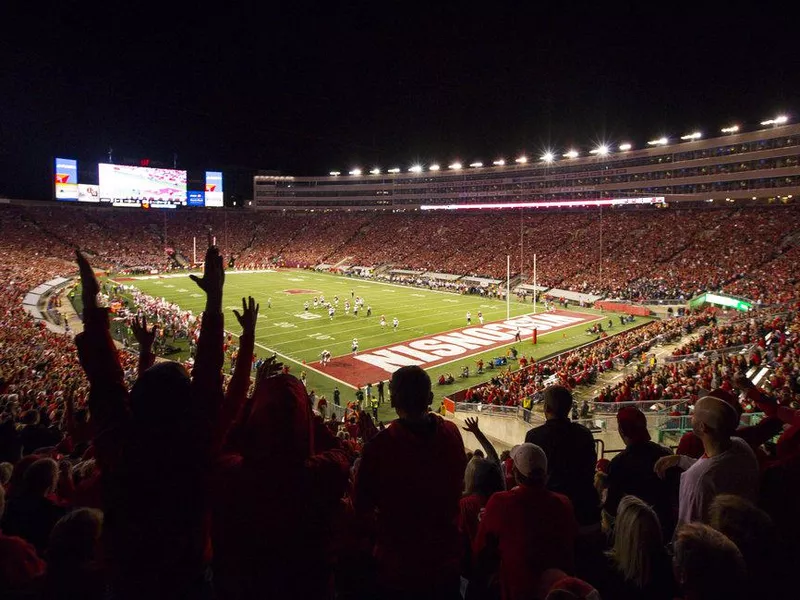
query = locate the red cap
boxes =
[548,576,602,599]
[596,458,610,474]
[617,406,650,443]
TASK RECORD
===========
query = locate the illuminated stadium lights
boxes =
[618,143,632,151]
[448,162,463,170]
[541,152,555,163]
[492,159,506,166]
[329,171,341,176]
[589,145,609,156]
[563,150,579,159]
[721,125,740,134]
[680,132,703,141]
[408,165,423,173]
[348,168,362,176]
[387,168,401,173]
[429,164,441,171]
[369,168,381,175]
[420,196,665,211]
[761,115,788,126]
[469,162,484,168]
[647,137,669,146]
[515,156,528,164]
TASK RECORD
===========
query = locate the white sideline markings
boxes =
[249,340,357,390]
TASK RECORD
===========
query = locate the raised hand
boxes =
[131,315,158,350]
[462,416,481,435]
[75,250,99,308]
[254,356,283,390]
[233,296,259,337]
[189,245,225,306]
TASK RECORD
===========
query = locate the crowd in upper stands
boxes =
[2,203,799,303]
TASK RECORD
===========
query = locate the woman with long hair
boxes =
[596,495,676,600]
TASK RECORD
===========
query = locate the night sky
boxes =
[1,1,797,201]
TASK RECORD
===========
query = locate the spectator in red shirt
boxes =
[0,483,46,594]
[354,365,466,600]
[473,443,578,600]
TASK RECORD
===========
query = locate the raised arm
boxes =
[189,244,225,417]
[461,417,499,463]
[73,251,129,465]
[214,296,258,450]
[131,315,157,376]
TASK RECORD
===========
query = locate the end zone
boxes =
[309,309,599,386]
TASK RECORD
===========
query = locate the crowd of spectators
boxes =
[3,203,800,302]
[1,225,800,598]
[463,311,715,409]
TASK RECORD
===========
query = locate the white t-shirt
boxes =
[677,436,759,528]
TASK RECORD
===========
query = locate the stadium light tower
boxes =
[680,132,703,141]
[515,156,528,164]
[563,149,579,159]
[721,125,740,134]
[448,162,463,170]
[469,161,484,168]
[492,159,506,166]
[408,165,423,173]
[348,168,362,176]
[761,115,789,126]
[589,145,609,156]
[647,137,669,146]
[618,143,632,151]
[329,171,341,176]
[541,152,555,163]
[387,167,401,174]
[369,167,381,175]
[429,164,441,171]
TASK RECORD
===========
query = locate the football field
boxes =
[122,269,646,421]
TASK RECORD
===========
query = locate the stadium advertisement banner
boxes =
[312,310,597,386]
[77,183,100,203]
[54,158,79,200]
[204,171,223,207]
[187,191,205,207]
[98,163,187,207]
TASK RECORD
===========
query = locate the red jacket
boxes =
[474,484,578,600]
[354,414,466,593]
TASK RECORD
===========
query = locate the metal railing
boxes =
[663,343,754,364]
[589,399,690,414]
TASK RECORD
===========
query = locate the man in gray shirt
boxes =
[655,396,759,528]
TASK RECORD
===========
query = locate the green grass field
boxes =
[121,269,650,422]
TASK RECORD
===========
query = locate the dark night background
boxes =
[1,1,797,203]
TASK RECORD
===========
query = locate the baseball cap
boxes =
[510,443,548,477]
[616,406,650,443]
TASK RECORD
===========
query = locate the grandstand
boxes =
[254,123,800,209]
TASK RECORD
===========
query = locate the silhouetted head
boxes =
[390,366,433,417]
[129,361,192,435]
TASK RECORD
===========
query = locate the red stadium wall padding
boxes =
[594,301,651,316]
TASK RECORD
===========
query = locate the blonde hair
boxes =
[608,495,663,588]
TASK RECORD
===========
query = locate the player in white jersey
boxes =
[333,295,339,307]
[304,301,309,312]
[320,294,325,304]
[313,297,319,309]
[344,301,350,315]
[392,317,399,330]
[352,338,359,355]
[353,303,359,316]
[478,311,484,325]
[380,315,386,328]
[320,350,331,366]
[466,311,472,324]
[328,306,335,320]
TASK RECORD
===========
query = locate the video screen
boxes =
[98,163,187,207]
[204,171,223,207]
[55,158,79,200]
